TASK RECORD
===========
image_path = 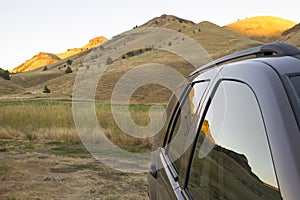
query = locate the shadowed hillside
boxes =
[142,15,262,59]
[278,23,300,48]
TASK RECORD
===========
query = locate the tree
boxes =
[65,66,73,74]
[42,66,48,71]
[66,59,73,65]
[43,85,50,93]
[0,69,10,80]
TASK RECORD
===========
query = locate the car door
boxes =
[149,80,209,200]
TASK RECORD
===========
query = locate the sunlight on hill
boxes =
[11,36,107,73]
[225,16,297,37]
[12,52,60,73]
[56,36,107,59]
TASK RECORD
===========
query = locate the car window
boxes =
[160,82,189,147]
[287,75,300,127]
[289,75,300,99]
[187,81,281,200]
[167,81,209,178]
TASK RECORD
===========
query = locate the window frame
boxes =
[162,80,210,184]
[182,79,281,199]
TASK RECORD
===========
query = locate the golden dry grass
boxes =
[225,16,297,37]
[11,52,60,73]
[12,37,108,73]
[0,99,154,150]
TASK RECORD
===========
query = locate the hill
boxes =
[11,36,107,73]
[278,23,300,48]
[12,52,61,73]
[141,14,195,30]
[6,14,297,103]
[225,16,297,42]
[56,36,107,59]
[141,14,261,59]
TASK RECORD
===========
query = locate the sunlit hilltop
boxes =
[12,52,60,73]
[56,36,107,59]
[225,16,297,37]
[12,36,107,73]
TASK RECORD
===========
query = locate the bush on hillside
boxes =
[0,69,10,80]
[65,66,73,74]
[66,59,73,66]
[43,85,51,93]
[106,56,113,65]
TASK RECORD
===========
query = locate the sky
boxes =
[0,0,299,70]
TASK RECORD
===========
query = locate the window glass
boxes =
[167,82,208,173]
[285,75,300,129]
[290,75,300,99]
[188,81,281,200]
[158,82,187,147]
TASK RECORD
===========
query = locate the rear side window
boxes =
[285,74,300,128]
[289,75,300,98]
[187,81,281,199]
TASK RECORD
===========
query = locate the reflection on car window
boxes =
[188,81,281,200]
[167,82,208,172]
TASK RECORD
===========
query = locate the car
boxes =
[148,43,300,200]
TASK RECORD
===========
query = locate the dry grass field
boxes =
[0,140,148,200]
[0,99,152,199]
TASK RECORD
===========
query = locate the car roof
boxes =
[190,43,300,78]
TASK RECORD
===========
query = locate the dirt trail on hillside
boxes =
[0,140,148,200]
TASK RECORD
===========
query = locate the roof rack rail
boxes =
[190,43,300,77]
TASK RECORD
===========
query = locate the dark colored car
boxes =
[148,43,300,200]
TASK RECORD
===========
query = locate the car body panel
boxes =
[148,43,300,200]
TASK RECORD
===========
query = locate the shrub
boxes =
[168,41,172,46]
[106,56,113,65]
[43,85,51,93]
[42,66,48,71]
[65,66,73,74]
[66,59,73,65]
[126,51,135,58]
[0,69,10,80]
[99,46,105,50]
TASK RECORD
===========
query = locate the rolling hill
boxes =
[225,16,297,42]
[56,36,107,59]
[11,36,107,73]
[142,15,262,59]
[2,14,298,103]
[12,52,61,73]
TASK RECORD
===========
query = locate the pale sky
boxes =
[0,0,299,70]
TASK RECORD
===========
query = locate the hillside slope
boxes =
[6,14,298,103]
[12,52,61,73]
[11,36,107,73]
[142,15,262,59]
[56,36,107,59]
[278,23,300,48]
